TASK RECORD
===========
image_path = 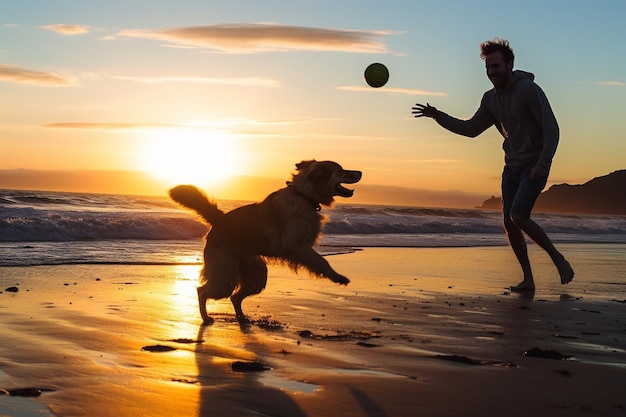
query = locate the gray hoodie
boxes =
[435,70,559,171]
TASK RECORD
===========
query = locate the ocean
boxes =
[1,189,625,267]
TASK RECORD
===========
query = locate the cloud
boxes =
[112,23,390,53]
[0,64,76,86]
[43,118,299,131]
[43,122,177,130]
[597,80,624,87]
[408,158,463,164]
[112,75,280,87]
[338,85,447,96]
[42,24,89,35]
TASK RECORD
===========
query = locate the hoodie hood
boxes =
[502,70,535,92]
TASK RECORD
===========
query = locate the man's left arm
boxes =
[527,83,559,180]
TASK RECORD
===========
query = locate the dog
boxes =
[169,160,362,325]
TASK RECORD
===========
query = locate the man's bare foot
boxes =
[510,281,535,292]
[556,257,574,284]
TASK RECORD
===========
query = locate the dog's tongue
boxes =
[336,184,354,197]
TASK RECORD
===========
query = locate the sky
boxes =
[1,0,625,208]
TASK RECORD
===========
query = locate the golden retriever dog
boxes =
[169,160,362,325]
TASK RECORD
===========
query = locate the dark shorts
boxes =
[501,163,547,219]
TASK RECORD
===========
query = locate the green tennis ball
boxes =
[364,63,389,88]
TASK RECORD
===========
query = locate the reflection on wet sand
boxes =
[0,245,625,416]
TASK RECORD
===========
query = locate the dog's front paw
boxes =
[331,274,350,286]
[201,316,215,326]
[236,315,252,327]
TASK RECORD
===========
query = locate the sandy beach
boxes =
[1,244,625,417]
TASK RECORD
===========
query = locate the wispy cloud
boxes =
[112,75,280,87]
[43,122,177,130]
[408,158,463,164]
[42,24,89,35]
[111,23,390,53]
[597,80,624,87]
[338,85,447,96]
[0,64,76,86]
[43,118,295,131]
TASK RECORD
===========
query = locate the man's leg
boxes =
[502,165,535,290]
[509,166,574,286]
[504,216,535,290]
[510,214,574,284]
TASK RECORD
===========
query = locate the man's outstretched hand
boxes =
[412,103,439,119]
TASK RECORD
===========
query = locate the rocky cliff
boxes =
[480,170,626,215]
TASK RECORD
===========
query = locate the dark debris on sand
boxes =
[435,354,518,367]
[167,338,204,344]
[356,341,380,348]
[252,316,285,330]
[0,387,53,397]
[232,361,272,372]
[141,345,177,352]
[435,354,483,365]
[523,347,572,360]
[211,314,285,330]
[171,378,200,384]
[297,330,382,341]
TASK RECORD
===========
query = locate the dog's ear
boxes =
[306,162,334,183]
[295,160,316,172]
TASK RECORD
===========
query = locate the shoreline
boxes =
[3,241,626,268]
[1,245,625,416]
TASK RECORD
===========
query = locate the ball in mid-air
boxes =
[364,63,389,88]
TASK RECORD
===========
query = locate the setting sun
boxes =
[138,128,242,187]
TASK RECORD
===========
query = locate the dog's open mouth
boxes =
[335,170,362,198]
[336,184,354,197]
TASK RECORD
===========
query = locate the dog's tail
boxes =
[169,185,225,225]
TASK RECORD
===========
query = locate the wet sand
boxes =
[1,245,625,416]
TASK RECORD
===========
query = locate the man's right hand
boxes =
[412,103,439,119]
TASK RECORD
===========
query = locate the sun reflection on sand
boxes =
[169,265,202,322]
[167,265,241,325]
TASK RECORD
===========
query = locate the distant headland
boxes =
[480,169,626,215]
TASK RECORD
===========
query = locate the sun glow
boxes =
[139,128,242,187]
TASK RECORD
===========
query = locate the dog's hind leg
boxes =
[230,257,268,324]
[197,285,214,326]
[197,250,239,325]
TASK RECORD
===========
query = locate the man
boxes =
[412,38,573,291]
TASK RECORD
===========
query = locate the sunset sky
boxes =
[1,0,625,207]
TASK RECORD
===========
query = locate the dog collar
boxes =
[286,181,321,211]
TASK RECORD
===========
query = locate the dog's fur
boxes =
[169,160,361,325]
